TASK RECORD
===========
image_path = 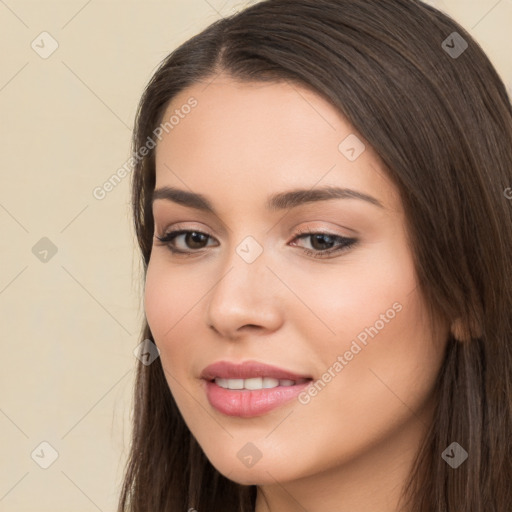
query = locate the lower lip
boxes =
[204,379,312,418]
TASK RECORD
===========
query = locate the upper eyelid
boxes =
[157,225,351,238]
[156,227,355,246]
[152,204,363,237]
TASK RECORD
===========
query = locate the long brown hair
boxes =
[118,1,512,510]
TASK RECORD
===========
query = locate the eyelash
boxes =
[154,227,358,259]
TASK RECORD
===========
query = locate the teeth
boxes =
[214,377,305,390]
[245,377,265,390]
[262,377,280,388]
[225,378,244,389]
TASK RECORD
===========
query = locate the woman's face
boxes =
[145,74,449,487]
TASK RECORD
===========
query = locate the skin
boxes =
[144,74,451,512]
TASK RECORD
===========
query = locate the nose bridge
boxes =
[215,233,270,300]
[205,231,282,334]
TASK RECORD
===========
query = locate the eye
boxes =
[290,228,357,259]
[154,227,358,259]
[155,229,216,255]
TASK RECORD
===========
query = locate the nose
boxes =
[205,241,283,340]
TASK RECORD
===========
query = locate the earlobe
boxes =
[450,317,468,341]
[450,316,482,341]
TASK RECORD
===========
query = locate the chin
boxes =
[218,466,281,486]
[207,452,304,486]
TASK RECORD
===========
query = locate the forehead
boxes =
[153,75,399,214]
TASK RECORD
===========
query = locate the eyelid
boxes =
[292,224,355,239]
[156,222,353,243]
[155,221,358,261]
[156,222,214,237]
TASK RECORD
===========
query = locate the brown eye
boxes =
[291,230,358,259]
[155,230,216,254]
[155,228,357,259]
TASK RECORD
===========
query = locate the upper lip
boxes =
[200,360,312,381]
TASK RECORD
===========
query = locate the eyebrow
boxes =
[152,185,385,212]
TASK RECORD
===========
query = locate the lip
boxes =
[200,360,313,418]
[200,360,312,381]
[203,380,312,418]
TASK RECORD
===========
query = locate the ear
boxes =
[450,316,482,341]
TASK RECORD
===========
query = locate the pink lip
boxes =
[200,360,312,381]
[200,360,313,418]
[203,380,312,418]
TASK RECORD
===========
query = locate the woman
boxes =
[118,0,512,510]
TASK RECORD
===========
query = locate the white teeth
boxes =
[214,378,229,388]
[214,377,300,390]
[262,377,279,388]
[227,379,244,390]
[244,377,263,390]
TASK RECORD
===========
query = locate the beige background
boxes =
[0,0,510,510]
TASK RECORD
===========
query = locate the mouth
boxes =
[200,359,313,382]
[200,360,314,418]
[208,376,312,390]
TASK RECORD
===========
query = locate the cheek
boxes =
[144,258,202,341]
[290,234,441,410]
[144,262,170,338]
[143,257,218,407]
[286,237,416,349]
[313,277,442,415]
[288,290,444,474]
[144,260,201,413]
